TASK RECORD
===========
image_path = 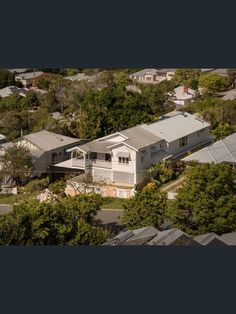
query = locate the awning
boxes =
[117,152,130,158]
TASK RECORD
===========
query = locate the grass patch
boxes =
[101,197,128,209]
[0,194,28,205]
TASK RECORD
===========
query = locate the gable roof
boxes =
[221,232,236,245]
[182,133,236,164]
[21,130,81,152]
[104,227,233,246]
[194,233,228,245]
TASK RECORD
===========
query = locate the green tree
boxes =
[198,73,229,95]
[122,185,168,229]
[0,69,15,88]
[166,163,236,235]
[0,194,107,245]
[1,144,34,185]
[173,69,201,89]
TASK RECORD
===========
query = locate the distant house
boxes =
[130,68,176,84]
[15,71,44,88]
[170,86,196,107]
[182,133,236,166]
[0,130,85,178]
[65,73,98,83]
[104,227,229,246]
[53,111,213,198]
[8,69,28,74]
[0,86,29,98]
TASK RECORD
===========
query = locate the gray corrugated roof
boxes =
[182,133,236,164]
[22,130,81,152]
[78,140,116,153]
[141,112,210,142]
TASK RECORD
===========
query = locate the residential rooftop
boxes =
[15,71,44,80]
[105,227,233,246]
[182,132,236,164]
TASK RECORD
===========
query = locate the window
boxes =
[119,157,129,164]
[105,153,111,161]
[141,156,144,163]
[90,152,97,160]
[160,143,163,149]
[179,136,188,147]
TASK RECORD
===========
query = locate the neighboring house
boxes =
[170,86,196,107]
[104,227,229,246]
[0,130,85,178]
[15,71,44,88]
[65,73,98,83]
[0,86,29,98]
[53,111,212,198]
[130,68,176,84]
[182,133,236,166]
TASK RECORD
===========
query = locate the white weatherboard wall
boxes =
[111,144,136,184]
[167,127,211,156]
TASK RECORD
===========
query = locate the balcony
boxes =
[91,159,112,169]
[71,158,112,169]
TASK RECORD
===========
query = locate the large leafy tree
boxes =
[198,73,229,95]
[1,144,34,185]
[122,185,168,229]
[173,68,201,89]
[0,194,107,245]
[166,163,236,235]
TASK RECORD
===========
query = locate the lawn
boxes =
[101,197,128,209]
[0,194,27,205]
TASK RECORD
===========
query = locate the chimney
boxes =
[183,86,188,94]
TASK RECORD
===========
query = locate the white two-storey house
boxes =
[53,111,213,198]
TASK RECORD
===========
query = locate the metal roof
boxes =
[182,133,236,164]
[141,112,210,142]
[21,130,81,152]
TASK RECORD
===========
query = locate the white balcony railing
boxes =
[71,158,112,169]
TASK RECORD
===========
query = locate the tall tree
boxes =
[166,163,236,235]
[122,184,168,229]
[1,144,34,185]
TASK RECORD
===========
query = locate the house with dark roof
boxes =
[104,227,231,246]
[53,111,213,198]
[0,130,85,179]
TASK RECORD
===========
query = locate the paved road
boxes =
[95,209,125,233]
